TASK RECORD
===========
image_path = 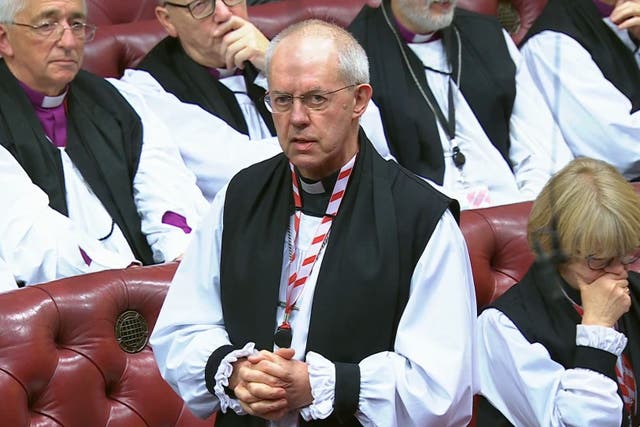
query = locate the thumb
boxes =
[275,347,295,360]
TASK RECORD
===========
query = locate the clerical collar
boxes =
[207,67,243,80]
[593,0,614,18]
[394,16,442,44]
[298,170,339,194]
[19,81,68,108]
[18,81,69,148]
[297,169,339,217]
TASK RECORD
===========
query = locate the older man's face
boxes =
[392,0,458,34]
[156,0,249,68]
[0,0,86,95]
[267,34,361,181]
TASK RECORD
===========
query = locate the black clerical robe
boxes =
[206,131,458,427]
[349,0,516,185]
[479,262,640,426]
[136,36,275,136]
[0,60,154,265]
[521,0,640,114]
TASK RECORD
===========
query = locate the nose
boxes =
[289,98,311,127]
[213,0,233,21]
[604,258,628,275]
[56,25,80,48]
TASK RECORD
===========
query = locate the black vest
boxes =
[478,262,640,426]
[137,36,275,137]
[349,1,516,184]
[213,132,457,426]
[0,61,154,265]
[521,0,640,113]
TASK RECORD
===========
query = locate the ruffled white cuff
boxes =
[213,342,258,414]
[576,324,628,356]
[300,351,335,421]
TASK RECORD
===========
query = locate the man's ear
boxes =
[352,83,373,119]
[155,6,179,37]
[0,25,15,58]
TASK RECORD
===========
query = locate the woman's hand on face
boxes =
[579,273,631,327]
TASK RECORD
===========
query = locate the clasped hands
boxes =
[227,348,314,421]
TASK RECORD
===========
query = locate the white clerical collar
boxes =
[41,91,67,108]
[299,179,326,194]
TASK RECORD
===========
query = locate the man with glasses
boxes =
[151,19,476,426]
[134,0,274,140]
[0,0,208,283]
[109,0,286,201]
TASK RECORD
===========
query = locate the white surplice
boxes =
[150,183,477,427]
[520,23,640,180]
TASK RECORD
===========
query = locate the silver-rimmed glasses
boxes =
[6,21,97,42]
[163,0,245,20]
[263,85,357,113]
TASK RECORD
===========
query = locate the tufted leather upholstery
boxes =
[86,0,157,25]
[83,0,500,77]
[461,201,534,310]
[458,0,498,16]
[0,262,215,427]
[507,0,549,45]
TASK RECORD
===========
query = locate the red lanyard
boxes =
[273,155,356,347]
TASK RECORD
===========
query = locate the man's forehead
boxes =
[19,0,86,18]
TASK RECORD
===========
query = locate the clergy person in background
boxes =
[519,0,640,181]
[134,0,275,140]
[151,19,476,426]
[0,0,208,277]
[348,0,574,210]
[477,157,640,426]
[118,0,281,201]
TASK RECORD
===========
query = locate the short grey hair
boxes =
[0,0,27,23]
[0,0,87,22]
[265,19,369,86]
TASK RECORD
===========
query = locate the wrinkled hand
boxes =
[247,348,314,411]
[579,273,631,327]
[214,15,270,71]
[611,0,640,42]
[228,357,289,420]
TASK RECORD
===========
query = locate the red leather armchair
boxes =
[461,201,534,310]
[0,263,215,427]
[506,0,549,45]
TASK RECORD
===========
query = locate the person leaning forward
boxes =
[151,19,477,427]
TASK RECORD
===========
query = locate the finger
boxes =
[617,16,640,29]
[245,397,288,417]
[212,17,242,38]
[274,347,296,359]
[240,365,288,387]
[244,381,287,400]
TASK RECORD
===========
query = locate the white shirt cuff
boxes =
[576,324,628,356]
[213,342,258,415]
[300,351,335,421]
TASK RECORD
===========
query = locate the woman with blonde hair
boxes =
[477,157,640,426]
